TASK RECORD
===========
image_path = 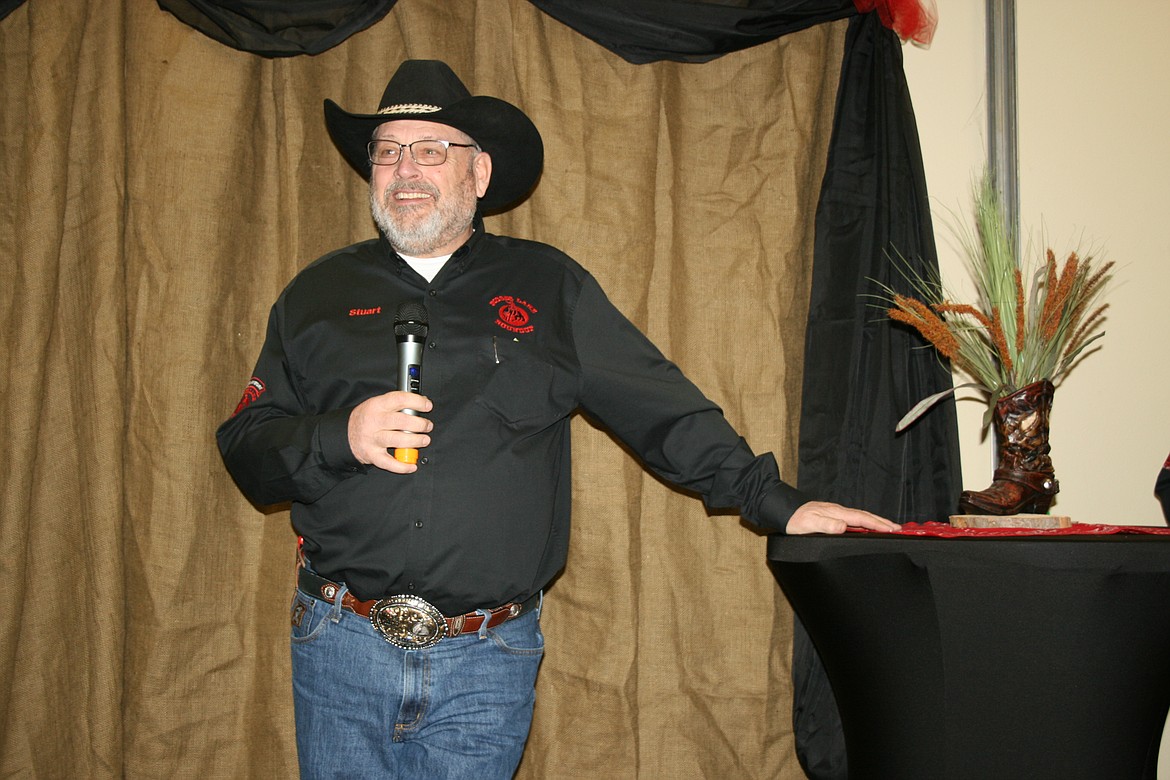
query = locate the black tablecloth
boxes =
[768,532,1170,779]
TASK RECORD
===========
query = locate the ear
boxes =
[473,151,492,199]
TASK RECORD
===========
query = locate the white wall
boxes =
[1015,1,1170,527]
[901,2,988,493]
[903,1,1170,524]
[902,2,1170,775]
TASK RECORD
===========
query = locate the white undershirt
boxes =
[399,252,451,283]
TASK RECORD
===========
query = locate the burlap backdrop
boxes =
[0,1,845,776]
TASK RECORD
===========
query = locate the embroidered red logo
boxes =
[232,377,265,416]
[490,295,537,334]
[349,306,382,317]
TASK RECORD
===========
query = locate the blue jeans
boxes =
[290,585,544,779]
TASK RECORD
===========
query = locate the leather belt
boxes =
[297,566,534,650]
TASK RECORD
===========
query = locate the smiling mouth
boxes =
[393,191,433,202]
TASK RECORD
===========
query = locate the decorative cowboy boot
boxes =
[959,380,1059,515]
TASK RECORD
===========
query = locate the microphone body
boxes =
[393,302,429,464]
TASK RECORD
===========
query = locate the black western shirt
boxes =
[217,228,809,614]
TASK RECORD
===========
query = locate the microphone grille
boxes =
[394,301,429,337]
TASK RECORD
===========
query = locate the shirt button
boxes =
[414,520,423,528]
[419,457,429,465]
[428,341,436,349]
[407,582,416,591]
[428,289,438,297]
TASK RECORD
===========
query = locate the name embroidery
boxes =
[349,306,382,317]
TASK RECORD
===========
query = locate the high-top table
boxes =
[768,526,1170,780]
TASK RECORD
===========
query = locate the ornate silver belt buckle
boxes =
[370,594,449,650]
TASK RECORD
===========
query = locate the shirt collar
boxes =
[380,213,486,281]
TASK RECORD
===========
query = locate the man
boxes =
[1157,453,1170,523]
[217,59,897,779]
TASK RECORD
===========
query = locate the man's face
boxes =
[368,119,492,258]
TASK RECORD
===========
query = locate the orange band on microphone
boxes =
[394,448,419,464]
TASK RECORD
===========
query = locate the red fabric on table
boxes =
[849,521,1170,538]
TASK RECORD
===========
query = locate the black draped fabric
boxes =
[788,12,963,777]
[0,0,25,22]
[152,0,859,62]
[800,2,959,520]
[155,0,398,56]
[527,0,857,64]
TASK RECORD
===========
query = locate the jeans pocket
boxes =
[489,611,545,656]
[290,590,331,644]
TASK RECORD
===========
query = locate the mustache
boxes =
[381,180,441,203]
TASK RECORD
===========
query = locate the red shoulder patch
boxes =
[232,377,266,416]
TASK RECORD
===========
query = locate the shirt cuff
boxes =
[316,406,365,473]
[754,481,811,534]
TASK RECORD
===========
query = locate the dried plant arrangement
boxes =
[877,171,1113,516]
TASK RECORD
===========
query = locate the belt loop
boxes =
[476,608,491,640]
[329,582,348,624]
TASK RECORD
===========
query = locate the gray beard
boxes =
[369,174,478,256]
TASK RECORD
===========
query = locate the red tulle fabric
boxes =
[854,0,937,47]
[850,521,1170,538]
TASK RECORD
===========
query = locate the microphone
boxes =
[393,301,429,464]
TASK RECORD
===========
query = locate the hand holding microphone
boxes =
[345,301,432,473]
[393,301,428,464]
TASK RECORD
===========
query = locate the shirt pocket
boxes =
[475,338,577,433]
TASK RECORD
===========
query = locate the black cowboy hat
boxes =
[324,60,543,212]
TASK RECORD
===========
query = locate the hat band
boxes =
[377,103,442,115]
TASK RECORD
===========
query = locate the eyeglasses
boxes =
[367,139,478,167]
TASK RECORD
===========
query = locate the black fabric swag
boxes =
[153,0,859,61]
[785,12,962,778]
